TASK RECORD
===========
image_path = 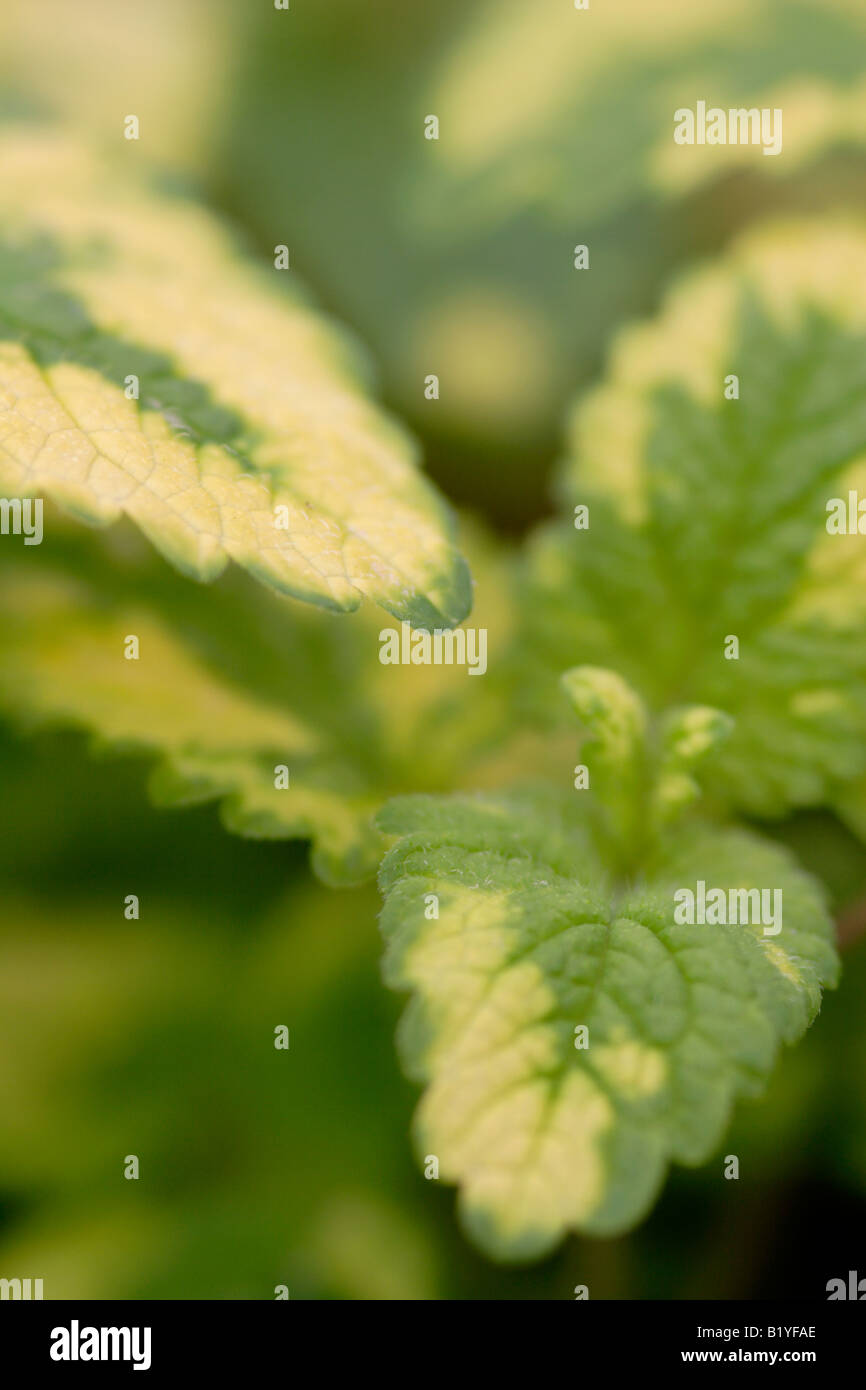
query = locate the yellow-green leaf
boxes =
[423,0,866,227]
[378,787,837,1260]
[0,128,469,626]
[0,510,508,884]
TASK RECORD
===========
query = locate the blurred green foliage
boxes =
[215,0,866,528]
[3,0,866,1298]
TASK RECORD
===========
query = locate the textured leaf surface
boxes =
[520,219,866,829]
[0,128,469,626]
[378,789,837,1259]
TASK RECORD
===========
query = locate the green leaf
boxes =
[0,508,508,884]
[519,218,866,831]
[377,783,838,1261]
[0,127,469,627]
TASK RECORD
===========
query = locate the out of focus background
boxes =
[2,0,866,1298]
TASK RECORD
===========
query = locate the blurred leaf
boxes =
[0,509,512,883]
[0,874,441,1297]
[422,0,866,227]
[218,0,866,520]
[0,0,242,171]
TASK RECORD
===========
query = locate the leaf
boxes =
[0,564,377,886]
[377,777,838,1260]
[518,218,866,832]
[422,0,866,228]
[0,0,242,173]
[216,0,866,529]
[0,127,469,627]
[0,507,509,884]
